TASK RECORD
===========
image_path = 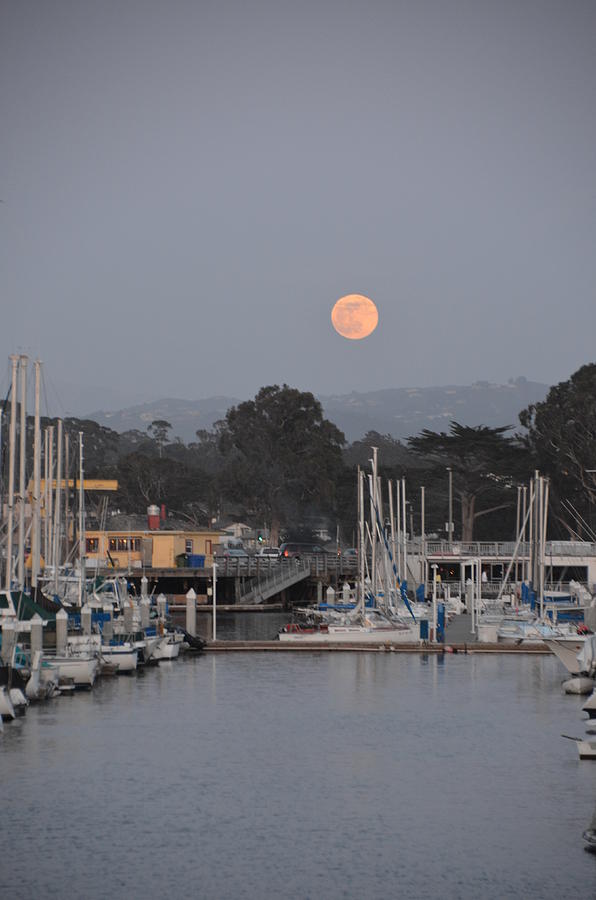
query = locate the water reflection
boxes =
[1,652,595,899]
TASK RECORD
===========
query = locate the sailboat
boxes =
[279,457,422,644]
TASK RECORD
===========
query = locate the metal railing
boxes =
[212,555,359,577]
[240,561,311,605]
[425,540,596,558]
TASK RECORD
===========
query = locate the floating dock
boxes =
[203,641,551,654]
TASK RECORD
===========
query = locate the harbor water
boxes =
[1,636,595,898]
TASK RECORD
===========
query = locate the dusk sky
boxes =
[1,1,595,414]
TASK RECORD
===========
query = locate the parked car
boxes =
[278,542,325,559]
[342,548,358,560]
[215,547,249,558]
[257,547,280,558]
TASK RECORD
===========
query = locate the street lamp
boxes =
[431,563,438,642]
[446,467,453,547]
[212,561,217,641]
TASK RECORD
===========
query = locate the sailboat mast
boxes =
[521,485,528,582]
[388,480,396,587]
[64,431,70,561]
[370,447,378,598]
[31,360,42,589]
[5,354,19,589]
[43,427,49,565]
[358,468,365,611]
[17,355,28,589]
[395,479,401,580]
[401,477,407,585]
[0,409,3,519]
[78,431,86,605]
[421,485,426,597]
[540,476,549,619]
[53,419,63,594]
[528,476,535,589]
[46,425,54,572]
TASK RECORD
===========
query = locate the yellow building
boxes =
[84,529,226,570]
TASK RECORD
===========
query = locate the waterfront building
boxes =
[84,527,226,571]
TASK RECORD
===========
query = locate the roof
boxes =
[85,527,226,537]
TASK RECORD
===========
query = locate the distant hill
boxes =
[319,378,549,442]
[86,378,549,444]
[86,396,240,442]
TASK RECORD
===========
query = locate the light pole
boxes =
[431,563,438,642]
[212,561,217,641]
[447,466,453,547]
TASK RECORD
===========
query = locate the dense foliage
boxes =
[520,363,596,538]
[216,385,346,544]
[408,423,530,541]
[5,362,596,542]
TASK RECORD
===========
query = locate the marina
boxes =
[1,357,595,894]
[3,1,596,893]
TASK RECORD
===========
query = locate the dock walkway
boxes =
[204,640,550,654]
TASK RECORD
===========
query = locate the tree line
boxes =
[4,363,596,545]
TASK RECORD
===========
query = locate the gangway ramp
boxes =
[240,560,311,605]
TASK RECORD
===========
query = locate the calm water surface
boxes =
[1,636,595,899]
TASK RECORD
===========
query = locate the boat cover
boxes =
[577,635,596,677]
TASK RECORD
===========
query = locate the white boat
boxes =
[279,609,419,644]
[577,740,596,760]
[25,650,58,700]
[583,689,596,720]
[562,676,594,695]
[0,685,16,719]
[562,734,596,760]
[41,653,99,688]
[279,623,417,644]
[131,635,160,664]
[100,643,138,673]
[496,618,581,645]
[545,632,596,676]
[9,687,28,715]
[544,636,588,675]
[153,634,181,660]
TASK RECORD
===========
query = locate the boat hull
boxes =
[544,638,586,675]
[42,655,99,687]
[578,740,596,760]
[0,685,16,719]
[101,646,138,673]
[153,637,181,660]
[279,625,418,644]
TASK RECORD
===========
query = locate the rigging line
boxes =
[561,499,596,542]
[566,501,596,542]
[368,482,416,621]
[40,365,52,421]
[558,498,581,535]
[0,357,12,404]
[41,366,67,420]
[1,377,12,412]
[560,497,594,538]
[557,516,581,543]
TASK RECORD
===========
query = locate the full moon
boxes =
[331,294,379,340]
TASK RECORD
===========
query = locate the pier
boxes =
[202,640,551,654]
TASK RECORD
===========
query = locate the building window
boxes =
[185,539,193,554]
[86,538,99,553]
[205,539,212,555]
[109,537,135,552]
